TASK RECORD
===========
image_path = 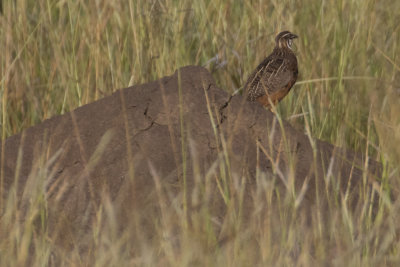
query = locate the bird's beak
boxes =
[290,33,298,39]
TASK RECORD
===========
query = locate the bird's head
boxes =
[275,31,298,50]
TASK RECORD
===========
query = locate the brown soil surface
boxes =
[0,66,381,254]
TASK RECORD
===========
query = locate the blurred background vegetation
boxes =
[1,0,400,265]
[0,0,399,157]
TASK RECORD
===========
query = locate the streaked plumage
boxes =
[244,31,299,108]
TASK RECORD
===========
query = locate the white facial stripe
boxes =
[288,39,293,48]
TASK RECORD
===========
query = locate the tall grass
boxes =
[1,0,400,265]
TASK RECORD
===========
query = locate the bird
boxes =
[243,31,299,109]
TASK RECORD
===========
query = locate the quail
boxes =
[244,31,298,108]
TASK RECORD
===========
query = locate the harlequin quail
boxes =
[244,31,298,108]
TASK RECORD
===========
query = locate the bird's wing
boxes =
[244,57,293,100]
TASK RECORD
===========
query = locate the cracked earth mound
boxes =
[1,66,381,253]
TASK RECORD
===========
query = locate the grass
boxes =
[1,0,400,265]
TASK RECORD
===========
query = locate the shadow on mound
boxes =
[0,66,383,260]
